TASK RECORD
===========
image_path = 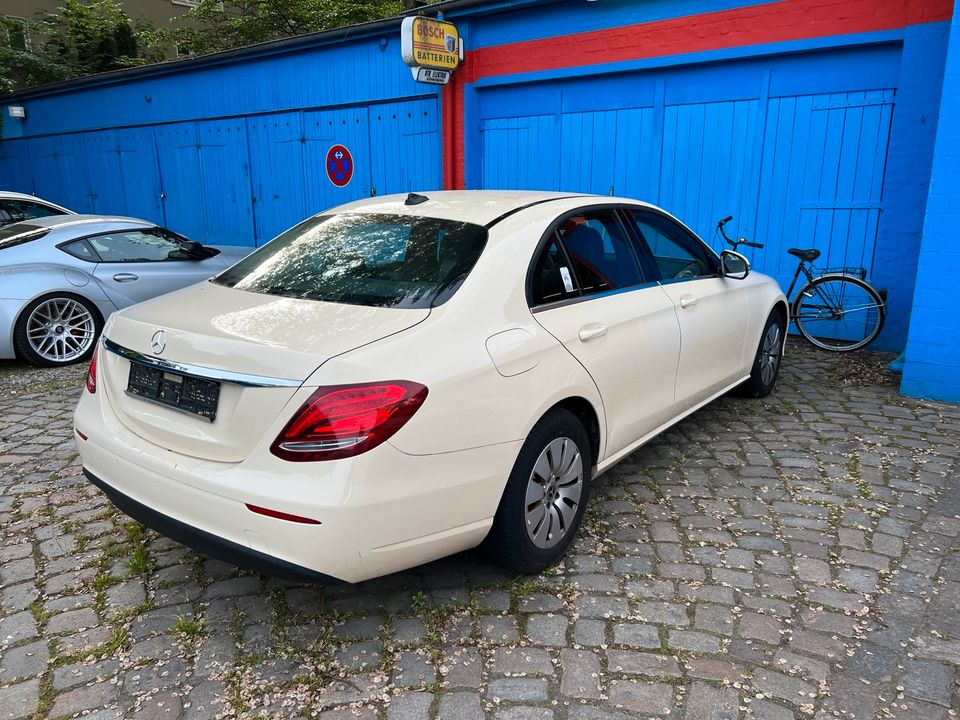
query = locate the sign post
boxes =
[401,16,461,86]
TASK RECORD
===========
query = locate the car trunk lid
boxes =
[98,282,429,462]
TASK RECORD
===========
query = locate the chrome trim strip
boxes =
[103,338,302,388]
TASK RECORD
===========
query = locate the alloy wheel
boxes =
[759,322,782,386]
[26,298,96,364]
[524,436,583,549]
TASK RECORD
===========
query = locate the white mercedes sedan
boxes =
[74,191,787,583]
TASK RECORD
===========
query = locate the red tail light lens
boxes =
[271,381,428,461]
[85,345,98,394]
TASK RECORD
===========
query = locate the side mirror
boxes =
[178,239,218,260]
[720,250,750,280]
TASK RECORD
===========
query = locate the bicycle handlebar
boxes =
[716,215,764,250]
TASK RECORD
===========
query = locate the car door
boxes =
[88,228,223,307]
[530,209,681,460]
[624,209,750,407]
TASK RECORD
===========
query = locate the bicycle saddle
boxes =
[788,248,821,262]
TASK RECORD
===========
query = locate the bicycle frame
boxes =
[785,261,817,302]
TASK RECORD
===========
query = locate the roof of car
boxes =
[328,190,661,227]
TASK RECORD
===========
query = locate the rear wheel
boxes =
[484,408,592,573]
[738,310,785,398]
[14,294,102,367]
[792,275,885,351]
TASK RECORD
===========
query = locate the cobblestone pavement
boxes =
[1,350,959,720]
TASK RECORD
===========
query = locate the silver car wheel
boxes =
[26,298,96,364]
[525,436,583,549]
[759,322,782,386]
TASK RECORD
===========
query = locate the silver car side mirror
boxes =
[720,250,750,280]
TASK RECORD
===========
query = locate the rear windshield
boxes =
[0,223,50,250]
[213,213,488,309]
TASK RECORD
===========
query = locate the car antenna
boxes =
[405,192,429,206]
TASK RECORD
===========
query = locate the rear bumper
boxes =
[84,468,340,584]
[74,387,520,583]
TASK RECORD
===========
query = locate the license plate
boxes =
[126,363,220,422]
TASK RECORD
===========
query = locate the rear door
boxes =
[625,209,750,406]
[88,228,222,307]
[530,209,681,458]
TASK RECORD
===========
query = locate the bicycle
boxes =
[716,216,886,352]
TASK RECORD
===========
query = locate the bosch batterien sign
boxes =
[401,16,462,85]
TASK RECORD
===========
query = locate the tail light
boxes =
[271,381,428,461]
[85,345,98,394]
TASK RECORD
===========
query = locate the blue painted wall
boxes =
[1,33,442,247]
[902,9,960,402]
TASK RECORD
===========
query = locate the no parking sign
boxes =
[325,144,353,187]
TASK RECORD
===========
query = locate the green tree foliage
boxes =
[0,0,410,94]
[157,0,403,57]
[0,0,161,94]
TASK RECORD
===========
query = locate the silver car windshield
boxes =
[212,213,488,309]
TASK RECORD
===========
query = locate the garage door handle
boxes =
[679,294,699,309]
[113,273,139,283]
[578,324,608,342]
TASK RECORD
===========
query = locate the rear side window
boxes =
[531,237,579,306]
[557,211,645,295]
[213,213,488,309]
[60,239,100,262]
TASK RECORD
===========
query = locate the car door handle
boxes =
[578,324,608,342]
[679,294,699,309]
[112,273,139,283]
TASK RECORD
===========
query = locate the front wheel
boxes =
[14,294,102,367]
[792,275,885,351]
[738,310,785,398]
[484,408,592,574]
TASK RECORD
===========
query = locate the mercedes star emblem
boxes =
[150,330,166,355]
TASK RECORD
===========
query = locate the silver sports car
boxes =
[0,215,250,366]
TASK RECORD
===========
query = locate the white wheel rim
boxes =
[26,298,96,363]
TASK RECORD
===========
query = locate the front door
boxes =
[625,209,750,406]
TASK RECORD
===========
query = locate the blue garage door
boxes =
[477,46,897,289]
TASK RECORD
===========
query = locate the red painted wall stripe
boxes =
[443,0,955,187]
[468,0,953,81]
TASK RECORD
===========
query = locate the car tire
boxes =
[484,408,592,574]
[14,293,102,367]
[737,310,785,399]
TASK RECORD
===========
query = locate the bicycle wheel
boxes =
[792,274,885,351]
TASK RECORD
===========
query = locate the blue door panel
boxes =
[0,140,35,194]
[370,97,441,195]
[246,112,306,244]
[84,130,126,216]
[154,122,205,240]
[481,115,558,190]
[28,134,93,212]
[303,106,370,216]
[196,118,255,246]
[116,127,165,226]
